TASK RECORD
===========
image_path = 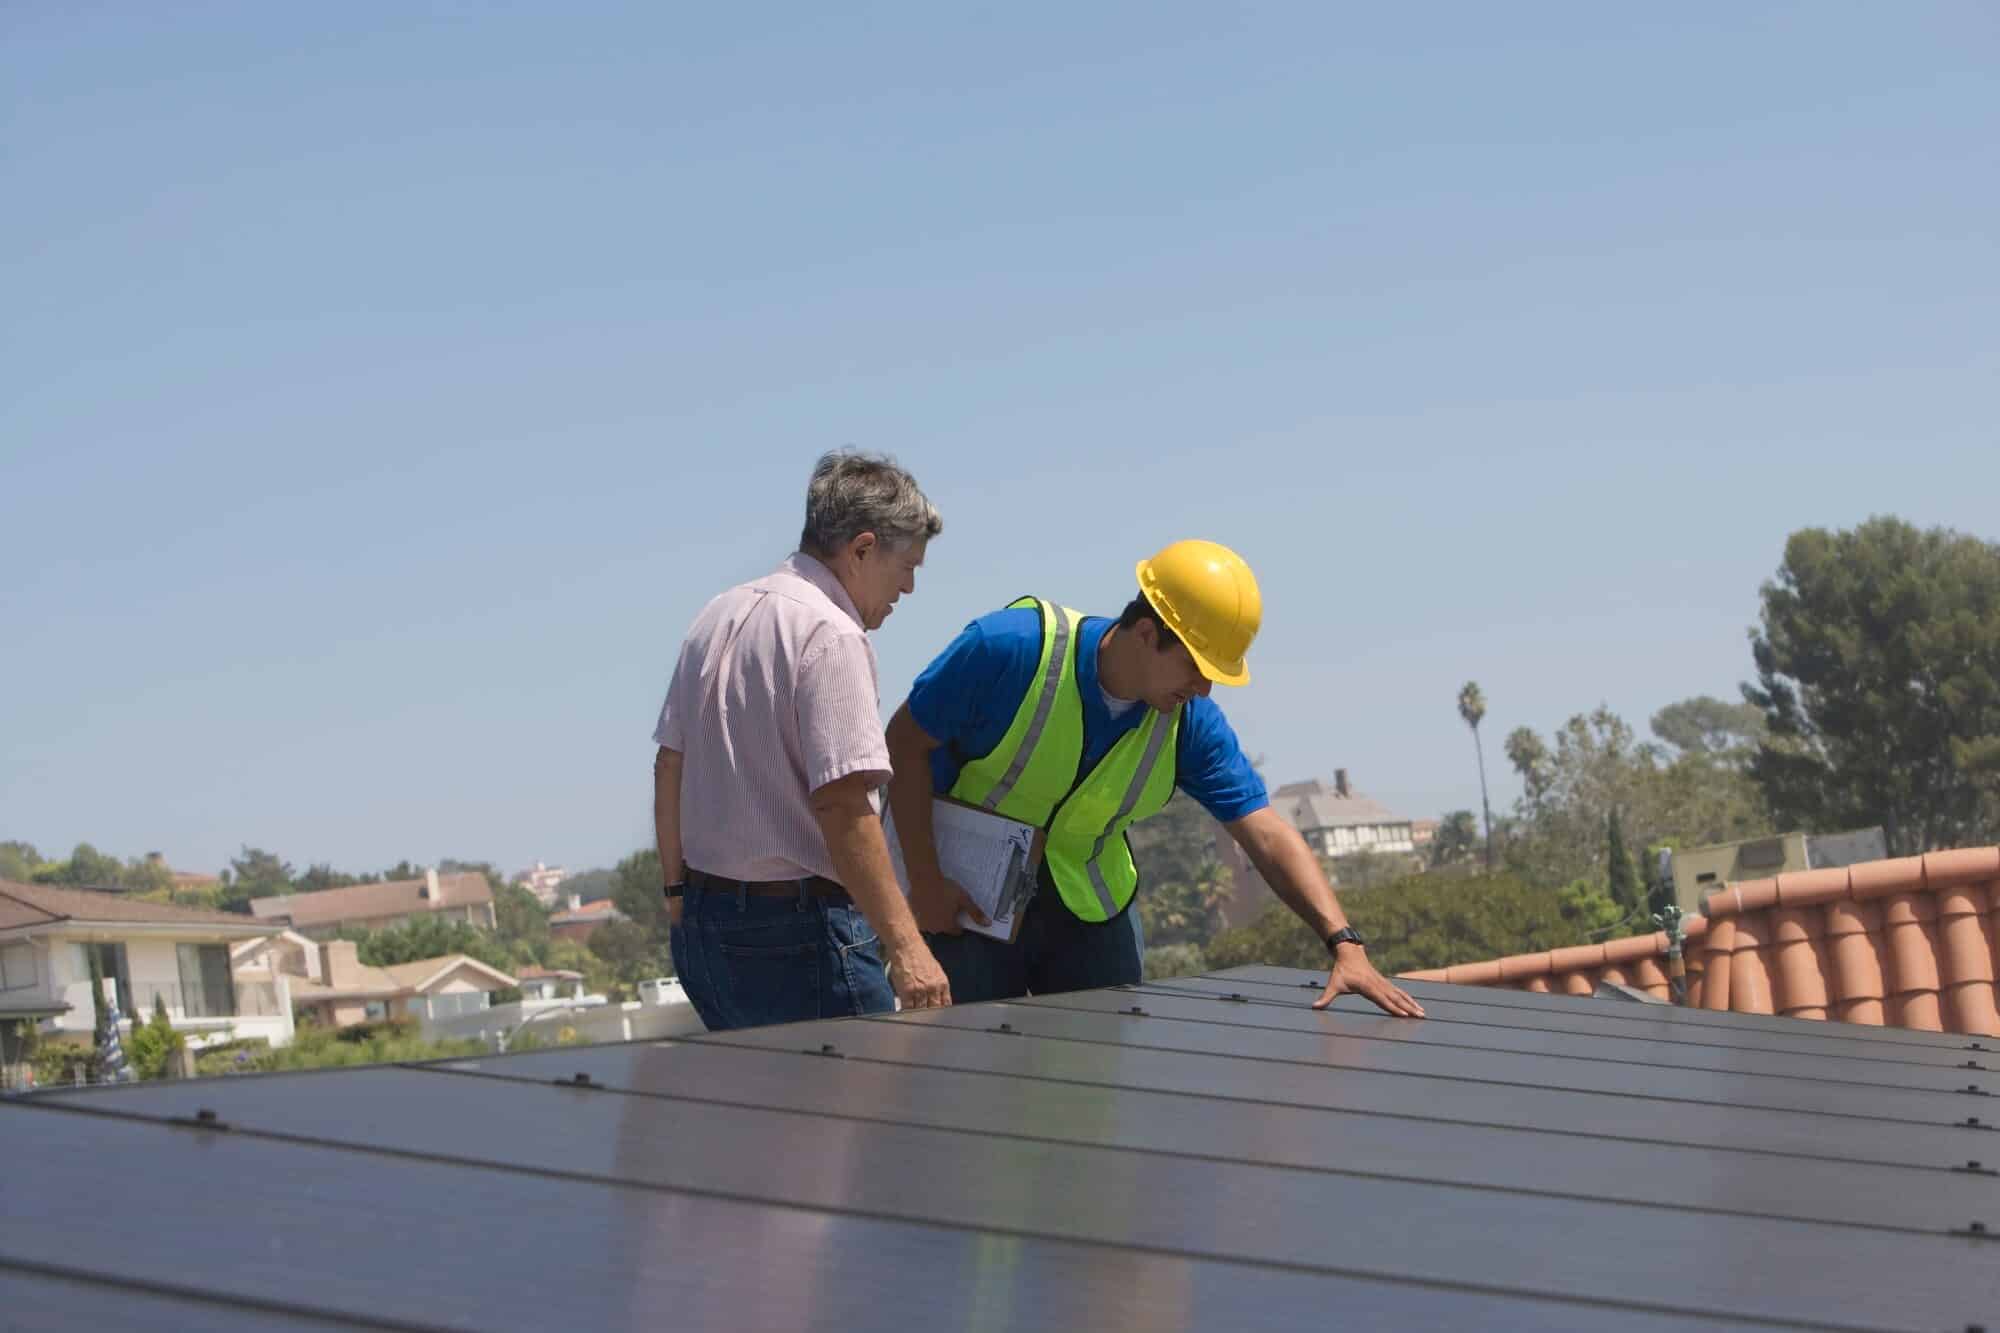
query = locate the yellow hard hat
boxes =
[1134,539,1262,686]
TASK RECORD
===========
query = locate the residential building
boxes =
[144,851,221,895]
[419,971,702,1047]
[513,861,571,908]
[248,867,495,940]
[1268,771,1417,859]
[279,938,516,1029]
[1208,770,1418,927]
[0,879,290,1057]
[549,895,623,944]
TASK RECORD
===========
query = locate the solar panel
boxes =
[5,964,1995,1330]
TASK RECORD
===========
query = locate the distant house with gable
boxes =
[248,867,495,941]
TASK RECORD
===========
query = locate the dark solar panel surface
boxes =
[5,965,1996,1331]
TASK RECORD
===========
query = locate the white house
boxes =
[0,879,291,1059]
[1267,772,1417,858]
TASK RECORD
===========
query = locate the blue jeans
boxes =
[924,875,1145,1004]
[670,880,894,1031]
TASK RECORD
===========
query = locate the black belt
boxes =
[685,868,851,905]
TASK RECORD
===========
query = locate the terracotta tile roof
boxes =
[0,878,264,931]
[516,966,583,981]
[1398,845,2000,1037]
[248,872,492,928]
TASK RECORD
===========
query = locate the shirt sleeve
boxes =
[906,608,1040,749]
[652,647,688,750]
[795,632,893,792]
[1175,697,1269,823]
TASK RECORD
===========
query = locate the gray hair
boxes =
[799,450,942,557]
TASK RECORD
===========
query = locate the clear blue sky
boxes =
[4,3,1995,880]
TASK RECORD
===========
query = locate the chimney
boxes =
[146,851,165,866]
[319,940,364,988]
[423,867,439,901]
[567,892,582,912]
[1334,769,1351,798]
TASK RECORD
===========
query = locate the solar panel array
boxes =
[4,964,1996,1330]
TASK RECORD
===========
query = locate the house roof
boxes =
[550,899,620,925]
[1399,844,2000,1038]
[248,871,492,928]
[287,953,516,1002]
[1267,779,1410,831]
[0,879,264,933]
[516,966,583,981]
[11,964,1995,1328]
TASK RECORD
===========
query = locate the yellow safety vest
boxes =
[949,598,1179,922]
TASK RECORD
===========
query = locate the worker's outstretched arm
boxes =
[1224,806,1426,1018]
[885,702,988,934]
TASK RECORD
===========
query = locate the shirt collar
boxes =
[784,552,866,630]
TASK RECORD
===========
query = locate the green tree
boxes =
[1502,706,1769,893]
[1605,807,1639,916]
[611,848,667,939]
[492,881,552,965]
[587,918,672,998]
[1428,811,1480,867]
[1745,517,2000,854]
[1129,791,1223,892]
[126,995,186,1081]
[35,842,126,889]
[1205,872,1601,978]
[219,846,294,912]
[1650,696,1767,764]
[347,917,511,971]
[0,840,40,881]
[1457,683,1494,870]
[295,864,378,893]
[1326,848,1407,892]
[1136,862,1229,950]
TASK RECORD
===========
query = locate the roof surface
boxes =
[1268,779,1410,830]
[248,871,492,927]
[6,964,1997,1329]
[1405,845,2000,1037]
[287,953,515,1002]
[0,879,264,931]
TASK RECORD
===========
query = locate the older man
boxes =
[653,451,951,1030]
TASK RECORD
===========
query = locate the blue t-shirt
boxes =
[907,607,1269,823]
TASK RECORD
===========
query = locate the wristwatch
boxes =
[663,881,687,901]
[1324,926,1365,957]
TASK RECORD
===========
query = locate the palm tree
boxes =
[1458,682,1494,871]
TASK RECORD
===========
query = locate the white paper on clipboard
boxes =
[882,798,1039,942]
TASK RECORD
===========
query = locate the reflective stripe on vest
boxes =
[948,597,1179,922]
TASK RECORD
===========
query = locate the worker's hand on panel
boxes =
[1313,951,1427,1019]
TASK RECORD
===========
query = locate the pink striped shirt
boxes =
[653,553,890,882]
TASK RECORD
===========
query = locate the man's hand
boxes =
[884,937,952,1009]
[1312,946,1426,1018]
[909,871,987,936]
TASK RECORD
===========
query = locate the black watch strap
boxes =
[664,881,687,900]
[1324,926,1365,956]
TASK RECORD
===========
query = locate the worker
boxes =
[885,539,1425,1017]
[653,451,951,1029]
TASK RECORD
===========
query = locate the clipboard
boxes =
[882,794,1041,943]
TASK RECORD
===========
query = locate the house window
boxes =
[0,941,36,991]
[363,1001,389,1021]
[73,943,133,1018]
[175,944,236,1018]
[423,991,488,1020]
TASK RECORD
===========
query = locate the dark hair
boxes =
[1117,595,1183,653]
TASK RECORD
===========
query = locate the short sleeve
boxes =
[1175,697,1269,822]
[795,633,892,792]
[652,645,689,749]
[907,609,1039,749]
